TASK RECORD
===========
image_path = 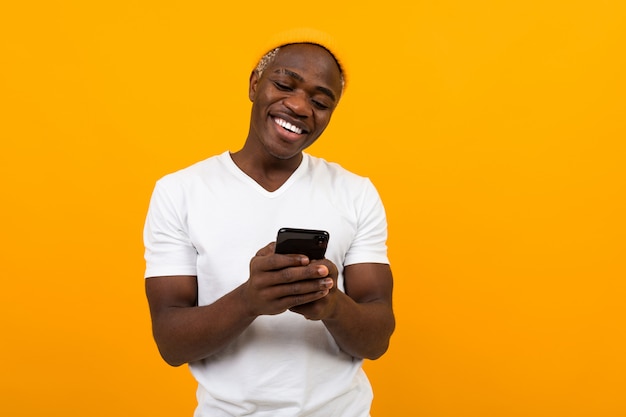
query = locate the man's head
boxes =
[246,34,345,161]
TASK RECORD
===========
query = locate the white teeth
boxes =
[275,118,303,134]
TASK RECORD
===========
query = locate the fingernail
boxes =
[321,278,333,288]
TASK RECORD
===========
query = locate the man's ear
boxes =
[249,70,260,102]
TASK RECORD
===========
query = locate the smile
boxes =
[274,117,304,135]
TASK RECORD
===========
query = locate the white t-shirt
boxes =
[144,151,389,417]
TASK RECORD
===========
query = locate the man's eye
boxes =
[274,82,292,91]
[312,100,330,110]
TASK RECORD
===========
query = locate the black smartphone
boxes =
[275,228,330,260]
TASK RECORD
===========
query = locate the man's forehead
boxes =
[271,44,342,77]
[275,43,335,61]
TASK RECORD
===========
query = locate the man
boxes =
[144,28,395,417]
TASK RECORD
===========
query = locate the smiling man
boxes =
[234,42,344,190]
[144,28,395,417]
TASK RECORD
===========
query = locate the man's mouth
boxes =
[274,117,305,135]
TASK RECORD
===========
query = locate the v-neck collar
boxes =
[220,151,309,198]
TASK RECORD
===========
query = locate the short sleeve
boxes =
[343,179,389,266]
[143,178,198,278]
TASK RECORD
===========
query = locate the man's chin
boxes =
[265,141,308,161]
[267,149,302,161]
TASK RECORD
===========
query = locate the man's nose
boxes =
[283,91,312,118]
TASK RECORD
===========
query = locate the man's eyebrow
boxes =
[315,86,337,103]
[275,68,303,82]
[273,68,337,102]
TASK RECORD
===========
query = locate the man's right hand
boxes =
[240,242,335,317]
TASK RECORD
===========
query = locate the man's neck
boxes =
[229,149,303,192]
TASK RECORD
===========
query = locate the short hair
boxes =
[254,44,345,91]
[255,47,281,79]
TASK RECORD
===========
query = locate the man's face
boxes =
[248,43,343,161]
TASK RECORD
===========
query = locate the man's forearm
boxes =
[152,285,255,366]
[322,292,395,360]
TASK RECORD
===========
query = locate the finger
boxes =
[288,289,333,319]
[286,277,333,295]
[311,259,337,278]
[255,242,276,257]
[273,263,331,285]
[252,245,307,275]
[285,287,331,309]
[315,264,329,277]
[261,276,332,302]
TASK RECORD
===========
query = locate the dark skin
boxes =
[145,44,395,367]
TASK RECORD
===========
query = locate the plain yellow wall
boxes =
[1,1,625,416]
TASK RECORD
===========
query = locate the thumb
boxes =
[256,242,276,257]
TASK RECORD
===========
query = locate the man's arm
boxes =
[145,243,336,366]
[290,262,395,360]
[145,275,255,367]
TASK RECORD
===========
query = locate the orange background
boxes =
[1,1,625,416]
